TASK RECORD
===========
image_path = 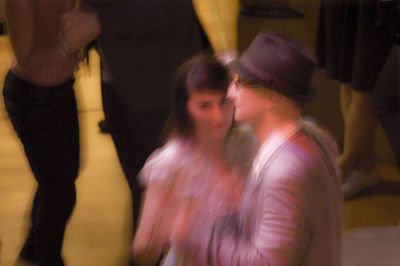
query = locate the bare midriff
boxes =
[8,0,78,86]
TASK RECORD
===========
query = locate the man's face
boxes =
[227,75,268,126]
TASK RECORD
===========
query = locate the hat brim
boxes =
[227,59,316,103]
[227,59,267,86]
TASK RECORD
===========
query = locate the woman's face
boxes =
[187,89,234,142]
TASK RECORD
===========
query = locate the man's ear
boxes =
[265,90,281,109]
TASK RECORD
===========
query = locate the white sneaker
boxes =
[342,168,382,199]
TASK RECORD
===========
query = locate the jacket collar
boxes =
[251,118,304,180]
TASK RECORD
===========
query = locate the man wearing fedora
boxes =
[169,32,343,265]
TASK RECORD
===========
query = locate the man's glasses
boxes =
[233,74,266,90]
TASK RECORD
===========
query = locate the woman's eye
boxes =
[199,102,211,109]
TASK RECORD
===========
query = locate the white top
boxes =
[139,124,260,265]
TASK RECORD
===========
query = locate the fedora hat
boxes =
[228,32,317,102]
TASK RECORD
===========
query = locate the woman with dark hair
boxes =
[132,53,259,266]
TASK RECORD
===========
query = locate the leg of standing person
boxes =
[3,72,79,266]
[101,82,170,232]
[338,83,379,178]
[373,44,400,170]
[336,0,394,198]
[102,82,169,266]
[339,83,382,198]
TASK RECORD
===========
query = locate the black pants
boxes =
[373,44,400,170]
[3,71,80,266]
[101,82,170,232]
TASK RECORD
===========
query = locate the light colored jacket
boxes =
[184,120,343,265]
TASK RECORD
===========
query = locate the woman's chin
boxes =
[211,129,230,140]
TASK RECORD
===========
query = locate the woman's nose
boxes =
[212,106,224,121]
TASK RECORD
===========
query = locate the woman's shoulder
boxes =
[151,138,185,161]
[138,137,189,187]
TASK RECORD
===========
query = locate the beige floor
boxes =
[1,1,400,265]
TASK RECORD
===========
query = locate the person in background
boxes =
[60,1,210,264]
[315,0,393,198]
[2,0,80,265]
[131,53,259,266]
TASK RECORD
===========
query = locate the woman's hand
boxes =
[169,197,199,247]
